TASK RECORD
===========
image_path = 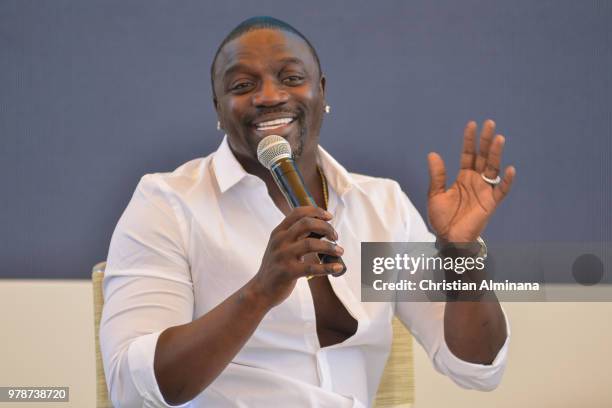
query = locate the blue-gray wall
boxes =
[1,1,610,279]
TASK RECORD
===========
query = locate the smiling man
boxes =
[100,16,514,408]
[212,19,328,217]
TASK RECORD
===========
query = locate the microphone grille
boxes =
[257,135,292,169]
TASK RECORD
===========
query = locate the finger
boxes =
[299,261,345,278]
[493,165,516,203]
[286,216,338,242]
[460,121,477,169]
[427,152,447,197]
[483,135,505,179]
[290,237,344,259]
[475,119,496,172]
[275,206,332,232]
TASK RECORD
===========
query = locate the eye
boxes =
[230,81,254,93]
[282,75,305,86]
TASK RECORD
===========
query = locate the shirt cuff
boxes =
[434,306,511,391]
[128,331,193,407]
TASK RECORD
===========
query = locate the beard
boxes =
[243,114,307,161]
[290,117,307,160]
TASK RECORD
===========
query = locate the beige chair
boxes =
[92,262,414,408]
[373,318,414,408]
[92,262,113,408]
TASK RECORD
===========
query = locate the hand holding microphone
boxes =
[252,206,345,308]
[251,135,346,300]
[257,135,346,277]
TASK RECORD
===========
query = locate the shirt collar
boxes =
[212,135,359,196]
[212,136,250,193]
[316,144,358,197]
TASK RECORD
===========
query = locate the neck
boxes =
[233,146,325,213]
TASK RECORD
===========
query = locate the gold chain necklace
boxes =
[317,166,328,210]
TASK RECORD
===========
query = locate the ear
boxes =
[319,74,326,95]
[213,97,219,113]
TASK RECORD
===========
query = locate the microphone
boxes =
[257,135,346,277]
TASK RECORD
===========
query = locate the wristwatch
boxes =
[435,236,488,260]
[476,236,488,260]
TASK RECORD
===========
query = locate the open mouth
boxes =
[254,117,296,131]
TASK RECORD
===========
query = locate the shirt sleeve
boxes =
[100,174,195,407]
[392,183,510,391]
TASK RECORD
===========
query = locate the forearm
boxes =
[435,237,507,365]
[444,298,507,364]
[153,278,271,405]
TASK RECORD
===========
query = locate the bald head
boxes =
[210,16,322,99]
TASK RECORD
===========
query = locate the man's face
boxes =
[213,29,326,165]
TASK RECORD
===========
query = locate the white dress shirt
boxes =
[100,136,510,408]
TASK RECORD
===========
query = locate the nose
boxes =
[252,78,289,107]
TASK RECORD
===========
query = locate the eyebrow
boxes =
[222,63,253,81]
[277,57,307,68]
[222,57,307,80]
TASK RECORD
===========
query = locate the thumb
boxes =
[427,152,447,198]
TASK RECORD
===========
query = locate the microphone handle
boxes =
[270,158,346,277]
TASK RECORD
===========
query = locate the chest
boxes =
[186,186,402,349]
[303,253,357,347]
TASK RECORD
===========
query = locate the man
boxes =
[101,16,515,407]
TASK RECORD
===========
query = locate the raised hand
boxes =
[427,120,516,243]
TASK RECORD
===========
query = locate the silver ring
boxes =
[480,173,501,186]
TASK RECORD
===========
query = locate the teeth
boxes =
[256,118,294,130]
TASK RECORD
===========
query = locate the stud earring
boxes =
[216,121,221,131]
[324,105,331,114]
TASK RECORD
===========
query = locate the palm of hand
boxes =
[427,120,515,242]
[429,169,497,242]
